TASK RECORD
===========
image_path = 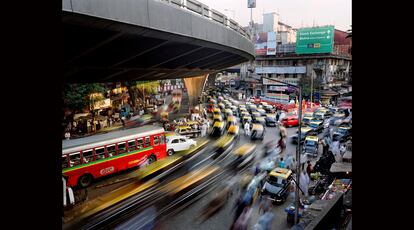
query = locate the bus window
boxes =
[128,140,137,152]
[69,152,81,167]
[82,149,94,164]
[160,135,165,144]
[154,136,159,146]
[145,136,151,147]
[117,142,127,155]
[62,155,69,169]
[95,147,105,160]
[137,138,144,149]
[107,144,116,157]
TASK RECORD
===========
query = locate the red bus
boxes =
[62,125,167,188]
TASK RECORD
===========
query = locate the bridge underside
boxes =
[64,12,251,83]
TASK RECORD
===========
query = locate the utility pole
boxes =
[261,76,303,224]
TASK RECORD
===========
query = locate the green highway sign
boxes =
[296,26,334,54]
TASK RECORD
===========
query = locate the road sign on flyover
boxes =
[296,26,334,54]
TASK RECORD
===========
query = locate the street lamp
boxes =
[261,76,303,225]
[224,9,235,20]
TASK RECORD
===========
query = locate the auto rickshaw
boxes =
[227,124,240,142]
[303,135,319,157]
[250,123,265,140]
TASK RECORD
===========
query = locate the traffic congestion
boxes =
[62,86,352,230]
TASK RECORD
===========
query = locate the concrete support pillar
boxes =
[183,74,209,111]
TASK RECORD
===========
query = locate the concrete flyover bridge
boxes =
[63,0,255,83]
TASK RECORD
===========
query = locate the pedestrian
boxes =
[64,131,70,140]
[276,137,286,157]
[279,125,287,139]
[254,205,274,230]
[300,153,307,172]
[244,121,250,137]
[306,161,313,176]
[299,170,309,198]
[87,120,91,133]
[278,157,286,168]
[232,205,252,230]
[332,140,341,162]
[275,111,280,122]
[201,123,207,137]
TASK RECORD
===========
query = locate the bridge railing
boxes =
[159,0,251,40]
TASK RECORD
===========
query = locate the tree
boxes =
[131,81,160,107]
[63,83,106,115]
[299,75,323,100]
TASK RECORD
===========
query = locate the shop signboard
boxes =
[296,26,334,54]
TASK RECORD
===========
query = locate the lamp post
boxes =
[261,76,303,224]
[224,9,235,20]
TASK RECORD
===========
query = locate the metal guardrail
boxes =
[159,0,251,40]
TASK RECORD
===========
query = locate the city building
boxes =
[240,13,352,105]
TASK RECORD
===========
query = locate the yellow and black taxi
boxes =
[302,116,313,126]
[213,108,221,116]
[250,123,265,140]
[218,103,226,110]
[303,135,319,157]
[308,120,324,133]
[333,126,352,142]
[230,143,256,169]
[226,115,238,129]
[213,114,223,123]
[252,116,266,126]
[241,115,252,125]
[261,167,293,204]
[210,121,225,137]
[240,110,250,118]
[224,108,233,118]
[227,124,240,141]
[213,134,235,159]
[290,126,316,144]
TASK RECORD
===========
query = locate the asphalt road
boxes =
[157,102,327,230]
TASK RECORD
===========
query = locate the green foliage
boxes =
[133,81,160,96]
[299,76,323,97]
[63,83,106,113]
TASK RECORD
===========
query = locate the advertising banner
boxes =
[266,32,277,55]
[296,26,334,54]
[254,32,277,56]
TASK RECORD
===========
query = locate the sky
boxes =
[197,0,351,31]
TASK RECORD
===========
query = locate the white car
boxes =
[166,135,197,156]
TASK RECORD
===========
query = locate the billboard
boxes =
[254,32,277,56]
[248,0,256,8]
[296,26,334,54]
